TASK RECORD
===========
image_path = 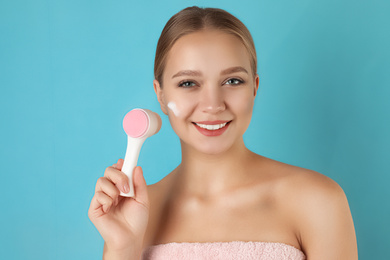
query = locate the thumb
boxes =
[133,166,149,207]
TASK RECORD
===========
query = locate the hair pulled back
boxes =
[154,6,257,86]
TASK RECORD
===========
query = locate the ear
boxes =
[153,79,168,115]
[253,74,260,97]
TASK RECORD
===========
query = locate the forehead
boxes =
[164,30,251,77]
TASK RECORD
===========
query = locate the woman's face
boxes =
[154,29,259,155]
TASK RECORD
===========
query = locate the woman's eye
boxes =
[178,81,196,88]
[225,78,243,85]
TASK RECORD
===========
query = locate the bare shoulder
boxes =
[277,162,349,220]
[254,156,343,200]
[261,157,357,259]
[256,156,346,200]
[281,161,344,201]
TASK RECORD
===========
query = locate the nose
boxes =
[199,85,226,114]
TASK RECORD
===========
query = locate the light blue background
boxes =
[1,0,389,259]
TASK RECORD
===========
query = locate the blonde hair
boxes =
[154,6,257,86]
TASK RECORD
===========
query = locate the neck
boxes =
[173,138,256,198]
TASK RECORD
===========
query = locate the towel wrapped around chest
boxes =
[142,241,306,260]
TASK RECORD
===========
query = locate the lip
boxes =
[192,120,232,137]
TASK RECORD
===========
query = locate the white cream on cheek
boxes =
[167,101,180,117]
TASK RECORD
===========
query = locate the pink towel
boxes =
[142,241,306,260]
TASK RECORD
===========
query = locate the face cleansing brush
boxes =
[120,108,162,197]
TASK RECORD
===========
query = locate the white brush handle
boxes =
[120,136,146,197]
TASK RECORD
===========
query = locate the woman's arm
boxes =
[296,173,358,259]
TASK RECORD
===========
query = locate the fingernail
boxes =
[123,184,129,193]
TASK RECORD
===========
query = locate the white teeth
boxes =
[195,122,228,130]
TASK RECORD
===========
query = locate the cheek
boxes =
[166,96,197,119]
[226,90,255,115]
[167,101,180,117]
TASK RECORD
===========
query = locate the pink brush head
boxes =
[123,108,162,138]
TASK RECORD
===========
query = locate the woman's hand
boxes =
[88,159,150,259]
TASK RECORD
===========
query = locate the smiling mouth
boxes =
[194,122,228,130]
[192,120,232,130]
[192,121,232,137]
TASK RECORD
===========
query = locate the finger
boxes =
[95,191,114,213]
[133,166,149,208]
[112,159,124,170]
[104,166,130,194]
[89,195,103,221]
[95,177,120,201]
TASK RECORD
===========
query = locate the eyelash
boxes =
[224,78,244,85]
[178,78,244,88]
[178,80,197,88]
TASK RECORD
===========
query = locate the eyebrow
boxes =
[220,66,248,75]
[171,66,249,79]
[172,70,202,79]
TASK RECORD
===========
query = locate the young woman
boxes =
[88,7,358,260]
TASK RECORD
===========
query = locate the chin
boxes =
[199,147,229,155]
[177,124,247,156]
[184,139,237,156]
